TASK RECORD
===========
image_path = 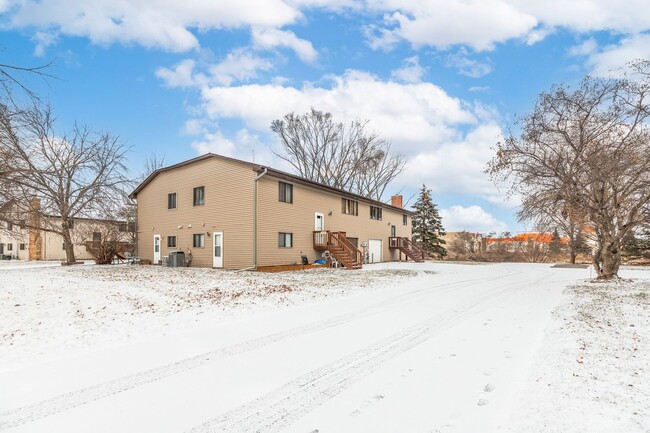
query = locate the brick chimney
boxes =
[391,195,403,208]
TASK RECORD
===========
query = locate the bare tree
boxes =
[488,62,650,279]
[141,151,166,180]
[271,108,406,201]
[522,202,588,264]
[0,103,130,263]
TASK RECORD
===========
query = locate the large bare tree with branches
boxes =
[0,103,130,263]
[488,61,650,279]
[271,108,406,201]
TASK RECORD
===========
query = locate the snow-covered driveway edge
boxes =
[507,274,650,432]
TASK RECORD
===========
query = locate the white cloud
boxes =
[156,49,274,88]
[6,0,300,52]
[252,27,318,62]
[190,129,236,156]
[199,69,475,154]
[390,56,426,83]
[568,38,598,57]
[445,49,493,78]
[365,0,537,51]
[4,0,650,58]
[156,59,203,88]
[440,205,509,233]
[209,49,275,85]
[32,31,58,57]
[584,33,650,76]
[399,123,511,205]
[512,0,650,34]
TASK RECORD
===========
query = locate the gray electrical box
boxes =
[168,250,185,267]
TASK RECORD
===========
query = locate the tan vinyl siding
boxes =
[135,158,255,269]
[256,175,412,266]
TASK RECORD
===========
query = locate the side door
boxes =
[153,234,161,264]
[213,231,223,268]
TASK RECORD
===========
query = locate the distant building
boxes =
[0,199,130,261]
[485,232,567,253]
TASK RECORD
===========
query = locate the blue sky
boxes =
[2,1,650,234]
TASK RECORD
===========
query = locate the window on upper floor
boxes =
[403,214,408,225]
[168,192,177,209]
[341,198,358,216]
[370,205,382,220]
[193,186,204,206]
[279,181,293,203]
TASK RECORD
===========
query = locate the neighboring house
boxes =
[0,200,132,261]
[130,153,420,269]
[485,232,567,253]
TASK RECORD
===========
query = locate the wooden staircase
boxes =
[389,237,425,263]
[313,231,362,269]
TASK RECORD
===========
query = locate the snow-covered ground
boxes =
[0,261,647,432]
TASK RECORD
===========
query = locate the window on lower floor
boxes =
[278,232,293,248]
[7,244,12,251]
[19,243,26,250]
[168,236,177,248]
[193,233,205,248]
[370,205,382,220]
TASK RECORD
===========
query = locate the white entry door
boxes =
[213,231,223,268]
[368,239,382,263]
[315,212,324,231]
[153,234,161,264]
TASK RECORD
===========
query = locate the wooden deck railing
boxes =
[389,236,425,262]
[313,230,362,269]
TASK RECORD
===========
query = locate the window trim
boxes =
[168,192,177,210]
[193,186,205,207]
[193,233,205,248]
[278,181,293,204]
[167,235,177,248]
[403,214,408,226]
[278,232,293,248]
[19,243,26,251]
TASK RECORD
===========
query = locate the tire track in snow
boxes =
[0,272,503,430]
[186,271,550,433]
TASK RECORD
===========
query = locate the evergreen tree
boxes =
[411,184,446,259]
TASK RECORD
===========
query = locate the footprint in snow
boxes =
[477,399,489,406]
[484,383,496,392]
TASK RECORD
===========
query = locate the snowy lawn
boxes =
[508,267,650,432]
[0,262,648,432]
[1,262,424,368]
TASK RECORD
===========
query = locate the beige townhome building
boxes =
[130,153,423,269]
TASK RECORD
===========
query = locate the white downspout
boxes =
[238,167,267,272]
